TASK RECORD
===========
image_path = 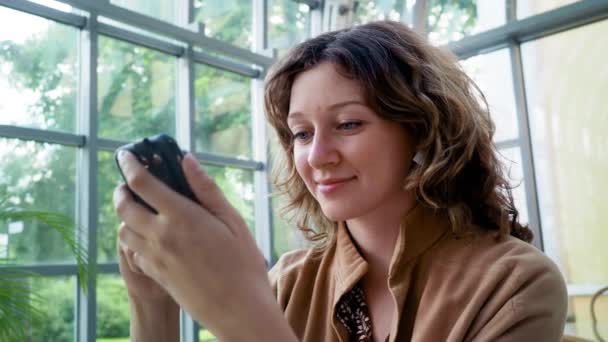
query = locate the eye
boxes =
[338,121,362,130]
[292,130,312,142]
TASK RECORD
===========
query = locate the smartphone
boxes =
[115,134,199,213]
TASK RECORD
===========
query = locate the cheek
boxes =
[294,149,317,196]
[293,150,310,181]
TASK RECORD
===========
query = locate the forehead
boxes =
[289,62,365,114]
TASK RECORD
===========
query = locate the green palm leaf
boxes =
[0,208,90,340]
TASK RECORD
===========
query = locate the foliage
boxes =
[0,0,386,338]
[0,207,89,341]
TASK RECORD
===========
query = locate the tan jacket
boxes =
[269,205,568,341]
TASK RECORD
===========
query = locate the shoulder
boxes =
[268,248,327,308]
[430,231,568,336]
[433,230,565,285]
[269,248,317,284]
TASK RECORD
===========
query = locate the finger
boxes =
[181,154,245,234]
[118,220,148,255]
[113,183,158,237]
[129,251,144,274]
[117,150,189,215]
[117,223,143,274]
[118,245,147,289]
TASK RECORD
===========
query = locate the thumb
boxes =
[181,153,243,226]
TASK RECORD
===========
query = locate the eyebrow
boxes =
[287,100,367,119]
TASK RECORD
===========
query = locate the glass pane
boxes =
[497,147,528,225]
[427,0,505,45]
[29,0,74,12]
[30,276,76,342]
[522,20,608,340]
[268,131,307,262]
[194,65,252,158]
[204,164,255,235]
[0,7,78,132]
[98,36,176,141]
[517,0,581,20]
[270,192,308,262]
[200,328,216,341]
[268,0,310,55]
[353,0,415,26]
[98,151,122,263]
[0,138,76,264]
[96,274,130,341]
[461,49,519,142]
[194,0,252,49]
[110,0,176,24]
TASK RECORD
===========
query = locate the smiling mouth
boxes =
[316,176,356,193]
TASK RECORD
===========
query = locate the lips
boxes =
[315,176,356,194]
[316,176,356,185]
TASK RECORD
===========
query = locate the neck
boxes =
[345,190,416,287]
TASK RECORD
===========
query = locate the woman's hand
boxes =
[113,152,292,341]
[117,222,174,303]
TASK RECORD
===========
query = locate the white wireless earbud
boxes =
[413,151,424,165]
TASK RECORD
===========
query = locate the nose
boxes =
[307,131,340,169]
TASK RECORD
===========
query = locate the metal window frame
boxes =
[75,11,99,342]
[3,0,608,341]
[53,0,275,68]
[448,0,608,59]
[1,0,272,340]
[443,0,608,251]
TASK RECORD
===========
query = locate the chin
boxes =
[320,204,361,222]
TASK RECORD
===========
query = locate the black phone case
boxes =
[114,134,198,213]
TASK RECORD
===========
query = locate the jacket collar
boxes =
[332,204,450,305]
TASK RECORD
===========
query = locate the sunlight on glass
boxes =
[29,0,73,12]
[353,0,416,26]
[517,0,581,19]
[460,49,519,142]
[204,164,255,235]
[110,0,176,24]
[97,36,176,141]
[0,7,78,132]
[522,19,608,339]
[194,0,252,48]
[497,147,528,225]
[194,65,252,158]
[0,138,76,264]
[268,0,311,54]
[427,1,504,46]
[97,151,122,263]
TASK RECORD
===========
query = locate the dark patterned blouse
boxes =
[335,283,374,341]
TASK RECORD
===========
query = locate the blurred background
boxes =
[0,0,606,341]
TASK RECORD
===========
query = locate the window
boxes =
[194,65,252,158]
[0,7,78,132]
[460,49,519,142]
[353,0,415,26]
[269,0,311,54]
[517,0,581,19]
[110,0,177,24]
[522,19,608,339]
[0,139,77,264]
[427,0,504,45]
[98,37,177,141]
[194,0,252,48]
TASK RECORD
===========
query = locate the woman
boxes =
[114,21,567,341]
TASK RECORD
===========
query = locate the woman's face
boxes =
[288,62,416,222]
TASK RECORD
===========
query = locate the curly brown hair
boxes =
[264,20,533,251]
